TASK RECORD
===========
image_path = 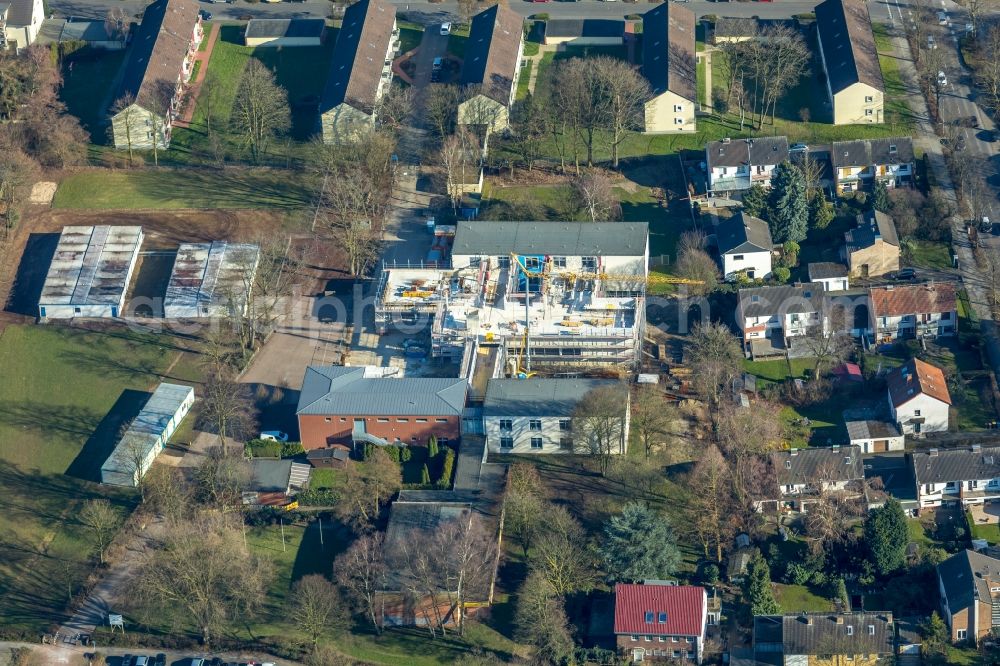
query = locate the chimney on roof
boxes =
[807,616,814,626]
[973,444,982,452]
[722,137,731,144]
[929,448,939,457]
[836,616,845,625]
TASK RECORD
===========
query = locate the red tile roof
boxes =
[613,583,705,637]
[870,283,957,318]
[887,357,952,407]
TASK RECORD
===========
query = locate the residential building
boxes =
[101,383,195,486]
[845,419,904,453]
[911,445,1000,508]
[319,0,398,143]
[110,0,202,150]
[831,137,914,193]
[483,378,629,454]
[937,549,1000,643]
[887,357,951,435]
[613,582,709,663]
[736,283,827,358]
[457,4,524,134]
[843,209,900,278]
[163,242,261,318]
[706,136,789,194]
[770,445,865,512]
[808,262,850,291]
[753,612,895,665]
[1,0,44,50]
[869,282,957,342]
[542,19,624,46]
[244,18,325,47]
[715,211,773,281]
[38,226,144,319]
[815,0,885,125]
[641,3,697,133]
[295,365,467,450]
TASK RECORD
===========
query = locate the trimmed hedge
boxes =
[437,447,456,489]
[245,439,305,459]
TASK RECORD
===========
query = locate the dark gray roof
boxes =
[251,460,293,493]
[706,137,789,169]
[863,452,917,503]
[483,378,624,418]
[713,17,758,39]
[453,221,649,257]
[641,3,696,101]
[5,0,36,27]
[738,283,826,318]
[716,211,772,255]
[832,137,913,167]
[755,613,894,657]
[544,18,624,39]
[815,0,884,94]
[460,3,524,105]
[845,419,900,441]
[61,20,124,42]
[911,446,1000,486]
[245,18,325,39]
[937,550,1000,613]
[296,366,467,416]
[808,262,849,280]
[773,446,864,486]
[845,209,899,251]
[320,0,396,115]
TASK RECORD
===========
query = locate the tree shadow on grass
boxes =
[5,233,59,316]
[289,518,350,584]
[64,389,150,482]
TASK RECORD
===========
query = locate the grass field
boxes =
[0,324,204,635]
[397,21,424,55]
[906,239,953,270]
[53,169,315,210]
[60,48,127,142]
[516,61,533,101]
[873,23,917,127]
[774,583,835,613]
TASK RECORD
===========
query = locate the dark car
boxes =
[122,656,133,666]
[199,9,212,19]
[154,654,167,666]
[892,268,917,281]
[979,129,999,142]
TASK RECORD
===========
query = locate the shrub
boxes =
[625,13,642,19]
[298,488,337,506]
[246,439,282,459]
[699,562,720,585]
[384,446,401,463]
[437,447,456,488]
[772,266,791,283]
[783,562,811,585]
[854,191,867,206]
[428,435,439,458]
[400,446,412,462]
[281,442,305,457]
[531,12,550,20]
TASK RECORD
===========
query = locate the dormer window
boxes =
[645,611,654,623]
[889,144,897,153]
[658,612,667,623]
[785,460,792,469]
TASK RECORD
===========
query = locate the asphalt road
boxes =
[50,0,823,23]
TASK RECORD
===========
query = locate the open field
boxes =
[0,323,204,635]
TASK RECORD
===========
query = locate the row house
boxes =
[938,549,1000,644]
[111,0,202,150]
[911,445,1000,509]
[869,282,957,343]
[706,136,789,194]
[754,612,895,664]
[614,582,711,663]
[887,357,951,436]
[843,209,900,278]
[815,0,885,125]
[831,137,914,194]
[457,3,525,135]
[770,446,865,513]
[641,3,697,133]
[1,0,44,50]
[736,283,829,357]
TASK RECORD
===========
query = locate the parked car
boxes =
[259,431,289,442]
[134,657,150,666]
[789,143,808,152]
[440,21,451,35]
[892,268,917,281]
[199,9,212,19]
[981,216,993,232]
[154,656,166,666]
[938,10,948,24]
[937,70,948,87]
[927,35,936,49]
[190,659,205,666]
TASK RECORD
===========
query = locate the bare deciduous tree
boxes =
[110,93,140,165]
[291,574,348,645]
[631,386,679,459]
[685,444,734,562]
[686,322,744,406]
[335,532,387,631]
[438,128,479,213]
[425,84,461,140]
[375,84,414,135]
[333,447,401,531]
[592,57,651,168]
[231,58,291,163]
[194,447,253,512]
[571,170,621,221]
[104,7,130,42]
[572,385,629,475]
[79,499,123,564]
[529,504,596,595]
[503,463,545,557]
[198,368,256,450]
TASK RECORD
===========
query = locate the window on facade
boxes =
[733,254,744,261]
[914,410,921,417]
[415,418,428,423]
[499,419,513,431]
[435,418,448,423]
[958,629,968,640]
[397,418,409,423]
[942,311,952,320]
[847,626,854,635]
[674,118,684,125]
[559,419,571,431]
[630,635,639,642]
[674,104,683,112]
[553,256,567,268]
[865,96,874,103]
[377,418,389,423]
[658,637,666,643]
[500,436,514,449]
[325,417,331,423]
[868,625,876,635]
[560,437,573,450]
[582,257,597,271]
[671,637,678,643]
[673,651,681,658]
[644,636,651,642]
[529,419,542,431]
[865,109,873,116]
[498,256,510,269]
[530,437,543,449]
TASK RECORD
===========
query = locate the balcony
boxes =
[709,174,751,193]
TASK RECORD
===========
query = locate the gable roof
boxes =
[886,357,952,408]
[845,209,899,251]
[5,0,38,27]
[937,549,1000,613]
[913,446,1000,486]
[544,18,624,40]
[613,583,705,637]
[245,18,325,39]
[754,613,894,657]
[483,378,624,418]
[320,0,396,115]
[641,3,696,102]
[870,282,957,318]
[716,211,773,254]
[772,446,864,486]
[116,0,199,110]
[706,137,789,169]
[845,419,900,441]
[831,137,914,167]
[296,366,467,416]
[453,221,649,257]
[808,262,849,280]
[738,283,826,318]
[815,0,884,94]
[460,4,524,105]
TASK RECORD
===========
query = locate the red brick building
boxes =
[296,366,467,450]
[614,582,708,663]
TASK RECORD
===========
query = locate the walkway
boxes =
[174,22,221,128]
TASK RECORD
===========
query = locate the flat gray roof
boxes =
[245,18,325,39]
[483,378,624,417]
[453,221,649,257]
[39,226,143,307]
[163,242,260,316]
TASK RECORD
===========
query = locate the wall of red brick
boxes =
[616,634,695,661]
[298,414,461,449]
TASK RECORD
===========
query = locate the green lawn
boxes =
[0,324,204,635]
[907,517,935,548]
[697,57,707,107]
[906,239,953,270]
[773,583,835,613]
[53,169,315,210]
[873,23,917,127]
[516,61,533,101]
[743,358,811,383]
[397,21,424,55]
[967,511,1000,544]
[60,47,127,142]
[447,24,470,60]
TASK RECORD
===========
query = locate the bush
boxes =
[772,266,791,283]
[437,447,456,488]
[428,435,439,458]
[400,446,412,462]
[246,439,282,459]
[854,191,867,206]
[531,12,550,20]
[281,442,305,457]
[298,488,338,506]
[699,562,720,585]
[384,446,401,463]
[783,562,811,585]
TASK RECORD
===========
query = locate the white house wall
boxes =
[890,393,949,434]
[723,250,771,281]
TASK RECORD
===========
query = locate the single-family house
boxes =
[937,549,1000,643]
[815,0,885,125]
[319,0,398,144]
[542,19,624,46]
[295,365,467,450]
[753,612,895,665]
[736,283,827,357]
[706,136,789,194]
[845,419,904,453]
[1,0,44,50]
[715,211,773,281]
[771,445,865,512]
[641,3,697,133]
[808,262,850,292]
[483,378,629,454]
[831,137,914,193]
[614,582,709,663]
[911,445,1000,508]
[457,3,524,134]
[887,357,951,435]
[843,209,900,278]
[244,18,325,47]
[869,282,958,342]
